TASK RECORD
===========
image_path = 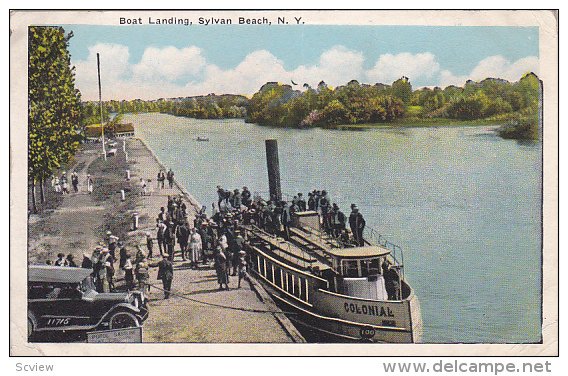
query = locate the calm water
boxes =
[127,113,542,344]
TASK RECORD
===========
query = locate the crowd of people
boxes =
[44,178,369,299]
[50,171,94,195]
[45,230,151,294]
[153,192,249,292]
[212,186,367,247]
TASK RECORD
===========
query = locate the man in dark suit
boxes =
[349,204,366,246]
[164,223,176,261]
[157,254,174,299]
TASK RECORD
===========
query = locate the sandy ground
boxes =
[28,138,298,343]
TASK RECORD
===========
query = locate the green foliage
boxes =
[498,112,539,140]
[390,76,412,104]
[80,71,541,140]
[29,26,82,185]
[244,80,405,127]
[86,94,248,121]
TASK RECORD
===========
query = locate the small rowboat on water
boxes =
[196,137,209,142]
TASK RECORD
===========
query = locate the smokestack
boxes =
[265,139,282,202]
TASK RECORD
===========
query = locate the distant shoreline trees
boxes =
[84,72,541,141]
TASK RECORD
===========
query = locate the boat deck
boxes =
[244,226,329,271]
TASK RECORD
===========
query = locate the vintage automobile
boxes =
[28,265,149,340]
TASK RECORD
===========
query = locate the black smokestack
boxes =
[265,139,282,202]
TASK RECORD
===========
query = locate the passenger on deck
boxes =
[349,204,366,246]
[307,192,316,211]
[297,193,306,211]
[382,262,401,300]
[232,189,242,210]
[281,201,292,238]
[314,190,321,211]
[241,186,252,207]
[320,191,331,232]
[331,203,346,238]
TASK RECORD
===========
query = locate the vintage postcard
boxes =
[9,10,558,356]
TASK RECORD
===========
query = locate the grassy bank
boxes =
[325,117,503,130]
[86,149,140,245]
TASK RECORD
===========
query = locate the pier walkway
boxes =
[124,138,303,342]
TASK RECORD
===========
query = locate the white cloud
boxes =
[132,46,206,81]
[74,45,367,99]
[184,50,288,96]
[290,46,365,88]
[367,52,440,84]
[469,55,539,82]
[74,43,132,99]
[438,70,469,87]
[438,55,539,87]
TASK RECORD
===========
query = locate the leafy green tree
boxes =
[29,26,82,212]
[319,99,349,125]
[391,77,412,104]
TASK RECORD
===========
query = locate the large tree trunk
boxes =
[30,179,37,214]
[39,176,45,203]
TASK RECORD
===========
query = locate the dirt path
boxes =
[28,146,107,265]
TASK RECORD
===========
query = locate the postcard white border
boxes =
[9,9,559,356]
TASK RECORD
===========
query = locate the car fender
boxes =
[27,310,38,335]
[99,303,142,323]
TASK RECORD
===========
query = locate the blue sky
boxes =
[64,24,539,100]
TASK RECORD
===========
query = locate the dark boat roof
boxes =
[29,265,92,283]
[326,245,390,259]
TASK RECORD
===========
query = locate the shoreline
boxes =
[136,137,202,210]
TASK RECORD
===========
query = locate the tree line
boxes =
[245,73,541,139]
[82,94,248,121]
[84,73,541,139]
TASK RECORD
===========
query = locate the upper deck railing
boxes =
[250,190,406,279]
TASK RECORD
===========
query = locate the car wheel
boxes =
[108,310,140,330]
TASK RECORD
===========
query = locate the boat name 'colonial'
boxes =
[344,302,395,317]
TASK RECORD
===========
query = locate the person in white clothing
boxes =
[218,233,228,251]
[86,174,94,194]
[189,228,202,268]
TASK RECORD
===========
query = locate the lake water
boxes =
[126,112,542,343]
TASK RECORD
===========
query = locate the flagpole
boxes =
[97,53,107,161]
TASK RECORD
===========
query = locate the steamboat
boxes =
[242,140,422,343]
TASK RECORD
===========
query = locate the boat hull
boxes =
[249,248,422,343]
[262,279,418,343]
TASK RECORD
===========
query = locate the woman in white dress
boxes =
[54,176,61,193]
[86,174,93,194]
[189,228,202,267]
